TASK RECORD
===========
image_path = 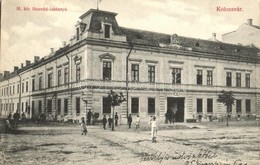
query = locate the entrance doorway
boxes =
[167,97,185,122]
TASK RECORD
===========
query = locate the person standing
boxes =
[102,115,107,130]
[108,116,113,128]
[127,114,132,128]
[87,110,93,125]
[13,111,20,129]
[80,117,87,135]
[151,116,158,143]
[136,115,140,129]
[115,112,119,126]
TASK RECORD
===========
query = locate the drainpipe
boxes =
[17,74,22,114]
[126,44,133,119]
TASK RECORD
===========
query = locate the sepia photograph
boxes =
[0,0,260,164]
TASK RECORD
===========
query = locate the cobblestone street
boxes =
[0,121,259,165]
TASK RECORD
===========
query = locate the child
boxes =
[80,117,87,135]
[136,115,140,129]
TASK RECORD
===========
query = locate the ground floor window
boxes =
[131,98,139,114]
[148,98,155,114]
[236,100,241,113]
[103,97,111,114]
[207,99,213,113]
[47,99,52,113]
[76,97,80,115]
[64,99,68,115]
[197,99,202,113]
[32,101,35,115]
[246,99,251,113]
[38,100,42,114]
[57,99,61,115]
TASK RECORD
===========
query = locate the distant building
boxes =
[0,9,260,123]
[222,19,260,48]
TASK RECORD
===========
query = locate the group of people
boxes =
[102,112,119,130]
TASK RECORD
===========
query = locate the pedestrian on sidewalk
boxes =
[127,114,132,128]
[115,112,119,126]
[151,116,158,143]
[136,115,140,129]
[108,116,113,128]
[80,117,87,135]
[102,115,107,130]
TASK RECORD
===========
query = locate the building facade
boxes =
[1,9,260,123]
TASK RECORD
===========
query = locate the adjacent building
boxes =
[1,9,260,123]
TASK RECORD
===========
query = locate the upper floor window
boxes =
[39,75,43,90]
[236,73,241,87]
[76,27,80,41]
[47,73,53,88]
[76,64,81,81]
[17,84,20,93]
[32,78,35,91]
[226,72,232,86]
[22,83,24,93]
[172,68,181,84]
[26,81,29,92]
[103,61,111,81]
[13,85,15,94]
[64,67,69,84]
[207,70,213,85]
[104,24,111,38]
[197,70,202,85]
[245,73,250,87]
[57,69,62,86]
[131,64,139,82]
[148,65,155,83]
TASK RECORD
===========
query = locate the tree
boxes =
[217,90,235,126]
[108,90,126,131]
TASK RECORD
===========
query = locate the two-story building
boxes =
[0,9,259,123]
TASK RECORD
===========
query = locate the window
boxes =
[76,64,81,81]
[32,79,35,91]
[103,61,111,80]
[226,72,232,86]
[104,24,110,38]
[57,70,62,86]
[25,102,28,113]
[197,70,202,85]
[246,99,251,113]
[47,73,53,88]
[76,97,80,115]
[197,99,202,113]
[38,100,42,114]
[245,73,250,87]
[39,75,42,90]
[131,64,139,82]
[148,66,155,83]
[32,101,35,115]
[64,67,69,84]
[22,102,24,112]
[207,99,213,113]
[103,97,111,114]
[131,98,139,114]
[236,100,241,113]
[236,73,241,87]
[148,98,155,114]
[47,99,52,113]
[22,83,24,93]
[13,85,15,94]
[26,81,28,92]
[76,27,80,41]
[10,86,12,95]
[64,99,68,115]
[57,99,61,115]
[207,70,213,85]
[172,68,181,84]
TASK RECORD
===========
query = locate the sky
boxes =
[1,0,259,72]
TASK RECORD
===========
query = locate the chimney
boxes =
[247,19,253,26]
[26,60,31,66]
[14,66,19,71]
[4,71,10,77]
[212,33,217,41]
[21,63,24,68]
[34,56,40,62]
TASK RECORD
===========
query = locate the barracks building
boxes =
[0,9,260,123]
